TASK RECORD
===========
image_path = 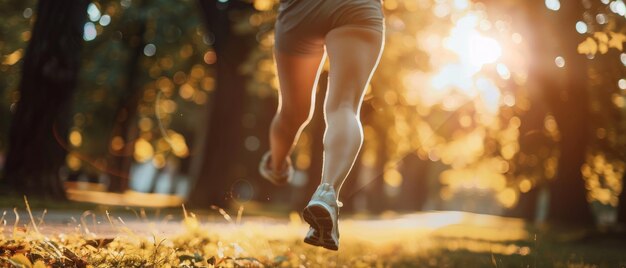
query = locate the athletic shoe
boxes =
[258,151,293,186]
[302,183,339,250]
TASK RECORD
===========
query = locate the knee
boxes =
[325,94,362,116]
[325,103,360,119]
[325,106,362,131]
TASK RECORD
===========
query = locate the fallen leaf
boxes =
[84,238,114,248]
[207,256,216,265]
[10,253,32,268]
[33,260,46,268]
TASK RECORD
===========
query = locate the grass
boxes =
[1,199,625,267]
[0,194,98,211]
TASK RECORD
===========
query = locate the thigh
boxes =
[324,26,384,112]
[274,50,327,113]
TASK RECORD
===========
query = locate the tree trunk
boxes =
[106,4,147,192]
[618,172,626,225]
[189,0,253,208]
[478,0,594,226]
[395,153,430,211]
[2,0,89,198]
[510,186,540,220]
[535,1,594,226]
[547,120,593,225]
[365,118,387,213]
[508,63,551,221]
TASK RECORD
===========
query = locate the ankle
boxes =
[319,182,339,192]
[268,154,289,174]
[271,161,287,173]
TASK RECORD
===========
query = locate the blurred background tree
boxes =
[0,0,625,229]
[2,0,89,198]
[70,0,214,196]
[189,0,256,208]
[0,0,36,155]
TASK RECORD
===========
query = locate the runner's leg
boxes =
[321,26,384,193]
[269,51,326,172]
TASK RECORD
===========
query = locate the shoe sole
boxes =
[302,202,338,251]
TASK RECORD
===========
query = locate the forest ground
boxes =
[1,198,625,267]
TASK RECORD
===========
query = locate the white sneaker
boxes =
[302,183,339,250]
[258,151,293,186]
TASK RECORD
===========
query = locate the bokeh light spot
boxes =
[3,49,23,66]
[384,169,403,187]
[610,1,626,16]
[99,15,111,26]
[519,179,532,193]
[204,51,216,64]
[69,130,82,147]
[144,44,157,57]
[111,136,124,151]
[153,154,166,169]
[134,138,154,163]
[497,188,518,208]
[544,0,560,11]
[503,94,516,107]
[87,3,101,22]
[453,0,469,10]
[596,13,608,24]
[575,21,588,34]
[496,63,511,80]
[618,78,626,90]
[253,0,273,11]
[138,117,153,131]
[83,22,97,41]
[121,0,131,8]
[230,179,254,204]
[22,8,32,19]
[179,84,194,100]
[554,56,565,68]
[168,131,189,158]
[244,136,260,151]
[66,153,81,171]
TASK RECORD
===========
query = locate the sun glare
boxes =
[468,34,502,68]
[399,3,525,208]
[426,11,505,116]
[445,14,502,71]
